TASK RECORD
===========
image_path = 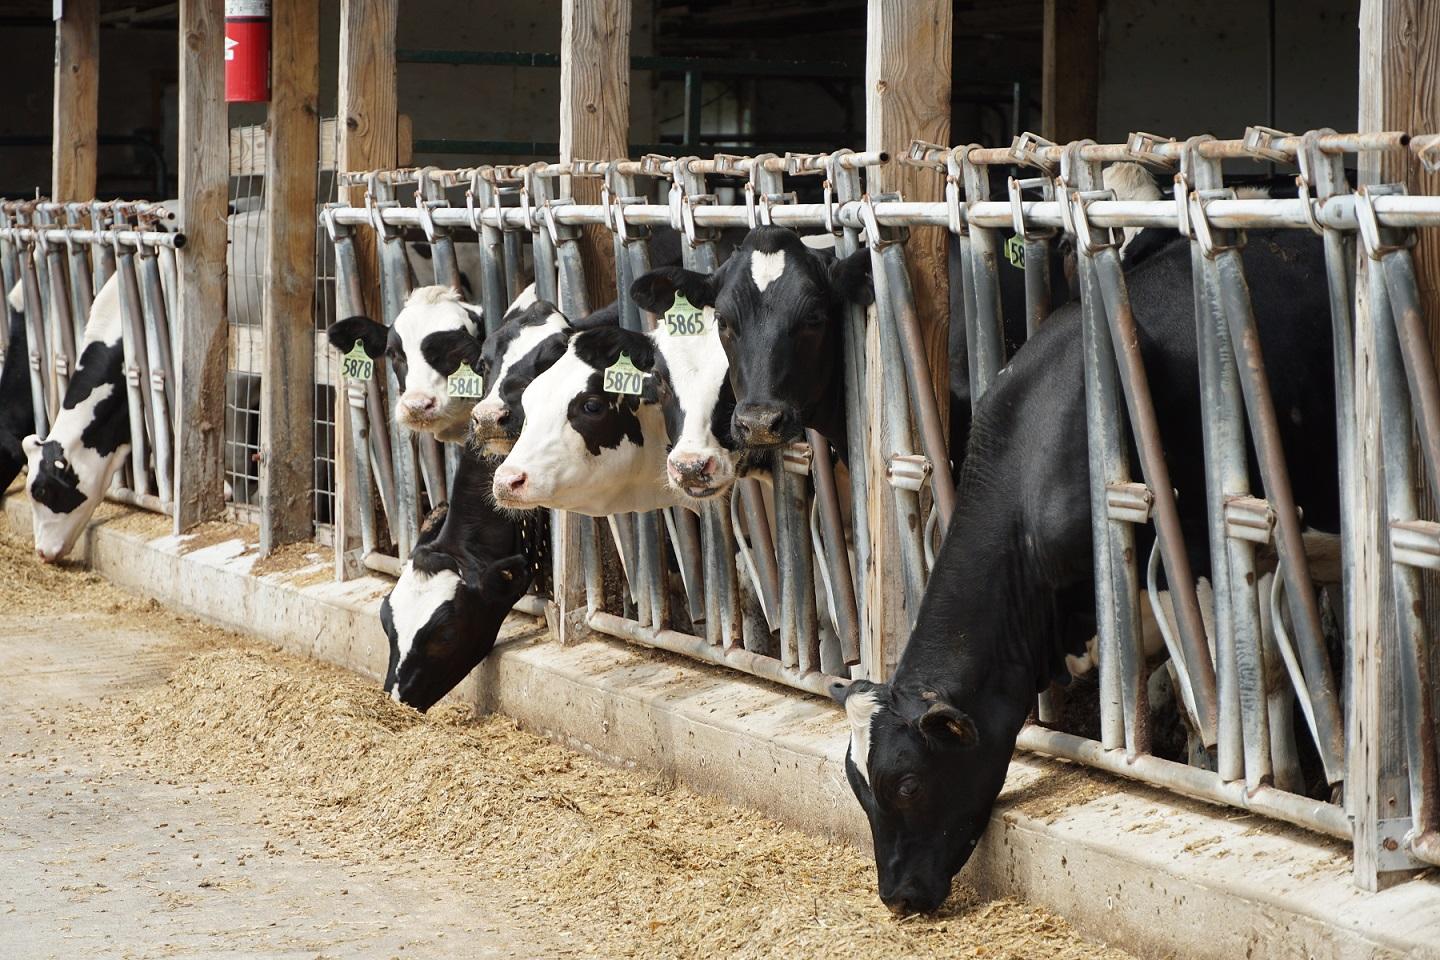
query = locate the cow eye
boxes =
[581,396,606,416]
[896,776,922,802]
[713,313,730,332]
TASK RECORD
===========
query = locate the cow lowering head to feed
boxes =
[631,226,873,453]
[0,281,34,498]
[833,227,1338,915]
[22,274,130,563]
[326,284,522,442]
[381,447,535,711]
[491,326,680,517]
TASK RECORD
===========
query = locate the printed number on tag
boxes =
[603,353,647,396]
[662,291,706,336]
[447,362,484,398]
[1003,233,1026,269]
[342,340,374,381]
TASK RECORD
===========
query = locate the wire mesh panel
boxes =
[312,121,342,537]
[225,152,266,522]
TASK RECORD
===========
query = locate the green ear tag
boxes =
[1003,233,1025,269]
[603,352,647,396]
[341,340,374,382]
[447,361,484,398]
[662,291,706,337]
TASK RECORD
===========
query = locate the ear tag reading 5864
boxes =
[341,340,374,382]
[447,362,484,398]
[603,352,647,396]
[662,291,706,336]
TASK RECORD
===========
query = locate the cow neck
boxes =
[804,354,848,461]
[427,451,515,572]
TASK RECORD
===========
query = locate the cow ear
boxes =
[829,247,874,307]
[630,267,716,313]
[428,328,485,375]
[20,434,40,459]
[379,595,398,643]
[472,554,534,597]
[918,700,979,747]
[327,315,388,358]
[462,304,484,332]
[417,503,449,547]
[829,677,875,706]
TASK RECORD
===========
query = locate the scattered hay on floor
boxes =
[88,646,1135,960]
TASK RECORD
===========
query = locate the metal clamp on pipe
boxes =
[1224,495,1276,544]
[1010,131,1060,174]
[1188,188,1246,258]
[1125,131,1178,170]
[363,176,400,241]
[1242,125,1298,164]
[1355,183,1417,259]
[1062,186,1120,257]
[781,442,813,477]
[1007,175,1056,240]
[887,453,932,492]
[857,192,907,249]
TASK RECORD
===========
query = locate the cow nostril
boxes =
[505,470,527,491]
[701,457,717,477]
[495,408,510,425]
[887,899,913,918]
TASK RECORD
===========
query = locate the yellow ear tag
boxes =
[1003,233,1025,269]
[662,291,706,336]
[341,340,374,382]
[447,361,484,398]
[603,352,647,396]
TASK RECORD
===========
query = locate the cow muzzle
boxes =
[469,399,512,441]
[732,402,797,449]
[666,451,731,499]
[398,391,442,425]
[491,465,531,506]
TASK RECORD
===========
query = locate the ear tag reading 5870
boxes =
[341,340,373,382]
[603,352,647,396]
[662,291,706,336]
[447,362,484,398]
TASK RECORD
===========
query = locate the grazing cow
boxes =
[381,447,535,711]
[832,227,1337,915]
[492,326,679,516]
[325,285,514,442]
[630,226,873,454]
[22,274,130,563]
[1,282,34,497]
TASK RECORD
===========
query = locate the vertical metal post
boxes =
[470,170,510,335]
[326,213,379,570]
[114,239,157,498]
[525,165,561,306]
[35,210,77,401]
[16,219,53,432]
[959,147,1007,398]
[137,245,177,503]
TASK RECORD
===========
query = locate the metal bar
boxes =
[961,151,1006,399]
[809,429,860,664]
[113,242,156,498]
[1381,251,1440,520]
[1214,248,1346,782]
[136,248,176,503]
[63,210,96,351]
[15,229,52,432]
[469,171,510,335]
[0,226,185,248]
[1021,236,1050,337]
[963,129,1408,167]
[525,165,561,305]
[36,212,78,402]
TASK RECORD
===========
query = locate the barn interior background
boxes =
[4,2,1440,952]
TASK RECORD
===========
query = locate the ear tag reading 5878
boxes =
[447,362,484,398]
[662,291,706,336]
[341,340,373,382]
[603,352,647,396]
[1003,233,1026,269]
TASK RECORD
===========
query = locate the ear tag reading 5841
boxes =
[341,340,373,382]
[662,291,706,336]
[603,352,647,396]
[447,362,484,398]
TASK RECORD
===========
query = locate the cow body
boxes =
[835,228,1337,915]
[381,447,534,711]
[0,282,34,496]
[23,274,130,562]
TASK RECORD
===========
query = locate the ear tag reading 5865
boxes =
[662,291,706,336]
[603,352,647,396]
[341,340,374,382]
[447,362,484,398]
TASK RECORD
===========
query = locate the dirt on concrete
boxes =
[1,515,1136,960]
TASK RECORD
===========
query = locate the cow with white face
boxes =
[326,285,519,442]
[23,274,130,563]
[492,326,678,517]
[381,448,535,711]
[467,298,580,456]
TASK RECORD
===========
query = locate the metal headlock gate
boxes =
[0,199,183,514]
[318,128,1440,883]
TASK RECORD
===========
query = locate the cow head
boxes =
[468,299,573,456]
[381,550,534,712]
[326,285,485,442]
[492,327,673,516]
[631,226,872,451]
[830,677,1017,917]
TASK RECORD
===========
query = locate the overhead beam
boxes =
[174,0,229,531]
[259,0,320,555]
[864,0,952,678]
[52,0,99,201]
[1041,0,1099,144]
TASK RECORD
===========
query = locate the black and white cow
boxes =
[0,281,34,497]
[325,284,519,442]
[830,227,1337,915]
[22,274,130,563]
[381,446,535,711]
[491,326,681,516]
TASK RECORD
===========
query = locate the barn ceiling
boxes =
[0,1,177,26]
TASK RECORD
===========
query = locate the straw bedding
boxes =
[0,516,1133,959]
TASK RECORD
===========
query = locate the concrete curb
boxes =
[8,495,1440,960]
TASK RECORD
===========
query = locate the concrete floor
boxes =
[0,616,567,960]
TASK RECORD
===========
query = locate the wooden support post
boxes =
[1352,0,1440,892]
[560,0,628,312]
[259,0,320,555]
[334,0,397,574]
[1041,0,1099,144]
[52,0,99,201]
[864,0,952,678]
[174,0,230,532]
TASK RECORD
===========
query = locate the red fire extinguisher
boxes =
[225,0,271,103]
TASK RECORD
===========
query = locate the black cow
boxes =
[832,227,1337,915]
[0,282,34,496]
[381,446,535,711]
